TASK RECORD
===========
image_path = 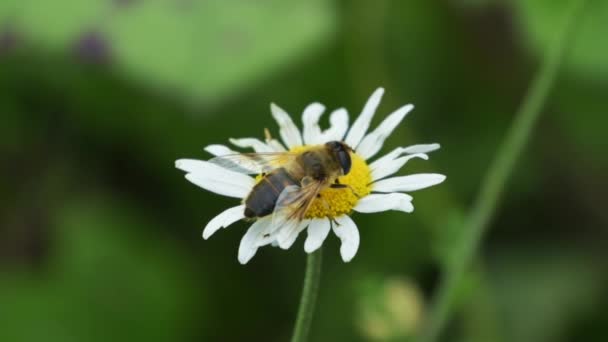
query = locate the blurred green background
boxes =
[1,0,607,341]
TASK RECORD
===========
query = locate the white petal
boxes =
[238,217,272,264]
[344,88,384,148]
[368,143,440,180]
[354,193,413,213]
[356,104,413,160]
[176,159,254,198]
[270,103,303,148]
[262,128,287,152]
[402,143,441,154]
[229,138,274,152]
[204,144,238,156]
[252,225,281,248]
[370,153,428,181]
[277,220,310,250]
[372,173,446,193]
[202,205,245,239]
[369,146,406,166]
[266,139,286,152]
[320,108,349,142]
[183,173,250,199]
[332,215,360,262]
[302,102,325,145]
[304,218,331,253]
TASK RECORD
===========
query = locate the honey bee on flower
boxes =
[176,88,445,264]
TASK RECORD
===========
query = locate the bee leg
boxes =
[301,176,314,187]
[318,197,340,224]
[330,180,361,198]
[320,196,330,210]
[330,178,346,188]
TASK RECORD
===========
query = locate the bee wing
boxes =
[270,181,324,249]
[208,152,298,174]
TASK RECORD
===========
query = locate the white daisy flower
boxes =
[176,88,446,264]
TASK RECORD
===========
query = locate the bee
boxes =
[209,141,355,230]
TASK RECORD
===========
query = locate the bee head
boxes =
[326,141,352,175]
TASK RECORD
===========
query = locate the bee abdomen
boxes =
[244,168,299,218]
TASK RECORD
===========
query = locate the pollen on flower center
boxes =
[253,145,373,218]
[306,151,371,218]
[283,145,373,219]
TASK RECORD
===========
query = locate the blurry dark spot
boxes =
[0,152,55,270]
[417,263,441,296]
[456,3,521,70]
[175,0,196,11]
[468,5,517,59]
[0,208,51,270]
[113,0,139,8]
[74,31,111,64]
[263,234,270,238]
[221,29,252,55]
[0,29,19,56]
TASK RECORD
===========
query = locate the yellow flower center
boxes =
[305,150,372,218]
[257,145,373,219]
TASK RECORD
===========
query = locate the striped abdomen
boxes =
[244,168,299,218]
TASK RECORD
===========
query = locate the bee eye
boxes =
[326,141,339,150]
[337,150,351,175]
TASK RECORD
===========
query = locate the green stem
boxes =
[419,1,588,341]
[291,248,323,342]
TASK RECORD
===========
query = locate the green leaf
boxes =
[0,196,202,342]
[2,0,335,103]
[514,0,608,79]
[10,0,112,50]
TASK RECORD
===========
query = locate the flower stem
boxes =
[419,1,588,341]
[291,248,323,342]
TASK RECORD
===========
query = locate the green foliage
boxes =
[488,248,606,342]
[0,197,201,342]
[515,0,608,79]
[2,0,335,102]
[12,0,111,49]
[0,0,606,341]
[515,0,608,167]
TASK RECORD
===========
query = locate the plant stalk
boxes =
[419,0,589,341]
[291,248,323,342]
